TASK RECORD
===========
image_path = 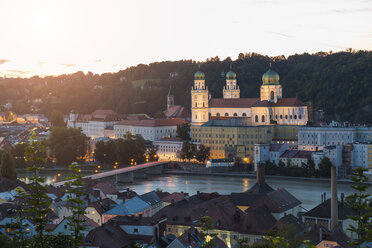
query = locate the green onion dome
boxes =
[226,70,236,80]
[262,69,280,84]
[194,71,205,80]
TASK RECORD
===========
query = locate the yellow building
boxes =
[191,120,299,162]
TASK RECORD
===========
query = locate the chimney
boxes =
[257,163,265,185]
[331,165,338,231]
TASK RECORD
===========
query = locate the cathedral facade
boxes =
[191,68,308,126]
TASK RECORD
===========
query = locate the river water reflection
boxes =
[17,172,372,211]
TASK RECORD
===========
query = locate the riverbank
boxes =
[163,169,372,185]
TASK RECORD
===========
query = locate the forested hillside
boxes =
[0,50,371,124]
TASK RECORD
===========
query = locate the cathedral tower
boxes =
[260,68,282,103]
[223,70,240,99]
[191,71,209,125]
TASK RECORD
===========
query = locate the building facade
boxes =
[190,68,308,127]
[298,126,372,151]
[114,118,186,141]
[67,109,123,139]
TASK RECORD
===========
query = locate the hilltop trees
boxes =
[50,110,65,127]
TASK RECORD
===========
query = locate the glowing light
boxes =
[97,165,101,169]
[57,173,61,177]
[95,170,98,173]
[114,166,117,169]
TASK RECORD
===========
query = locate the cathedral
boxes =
[191,68,308,126]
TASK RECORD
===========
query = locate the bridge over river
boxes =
[52,161,169,187]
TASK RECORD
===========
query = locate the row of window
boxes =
[216,112,247,117]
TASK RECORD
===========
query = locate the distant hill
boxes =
[0,50,371,124]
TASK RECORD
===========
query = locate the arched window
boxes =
[203,114,205,119]
[290,115,292,119]
[299,115,302,119]
[195,114,197,119]
[195,102,197,107]
[285,115,288,119]
[275,115,278,119]
[233,113,238,117]
[242,113,247,117]
[280,115,283,119]
[203,102,205,107]
[225,113,229,117]
[270,115,272,120]
[262,115,265,122]
[216,113,220,117]
[270,91,274,100]
[294,115,297,119]
[255,115,258,122]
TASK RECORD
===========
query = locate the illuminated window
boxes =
[26,228,30,232]
[92,211,95,214]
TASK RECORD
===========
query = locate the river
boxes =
[17,170,371,211]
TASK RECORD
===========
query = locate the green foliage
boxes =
[154,111,166,118]
[11,143,27,168]
[0,151,17,180]
[24,134,52,248]
[199,216,217,248]
[181,141,196,162]
[0,234,19,248]
[94,133,149,165]
[176,123,191,141]
[264,160,323,178]
[12,186,30,248]
[49,110,65,127]
[318,157,332,178]
[146,143,159,162]
[346,167,372,246]
[2,51,372,123]
[195,144,211,163]
[49,127,88,165]
[64,163,86,248]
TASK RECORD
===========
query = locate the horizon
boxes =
[1,0,372,78]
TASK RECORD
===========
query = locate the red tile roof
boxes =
[93,181,119,195]
[116,118,187,127]
[209,98,259,108]
[280,150,312,159]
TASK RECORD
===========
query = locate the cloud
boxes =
[7,70,32,74]
[266,31,294,38]
[39,61,47,65]
[60,63,76,67]
[329,8,372,14]
[95,59,102,63]
[0,59,10,65]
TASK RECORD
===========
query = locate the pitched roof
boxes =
[303,199,354,220]
[160,192,186,203]
[209,98,259,108]
[85,223,131,248]
[103,197,150,216]
[116,118,187,127]
[251,98,306,107]
[255,188,302,213]
[93,181,119,195]
[165,105,191,119]
[87,201,106,215]
[139,191,162,207]
[76,109,124,122]
[280,150,312,159]
[269,144,286,152]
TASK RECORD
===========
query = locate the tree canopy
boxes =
[1,50,371,124]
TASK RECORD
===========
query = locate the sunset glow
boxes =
[0,0,371,77]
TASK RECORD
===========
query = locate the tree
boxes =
[181,141,196,162]
[199,216,217,248]
[11,142,27,168]
[196,144,210,163]
[154,111,166,119]
[49,127,88,165]
[0,234,18,248]
[64,163,86,248]
[318,157,332,178]
[94,141,106,164]
[147,143,159,162]
[24,134,52,248]
[177,123,191,141]
[50,110,65,127]
[0,151,17,180]
[346,167,372,246]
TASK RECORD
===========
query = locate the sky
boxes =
[0,0,371,78]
